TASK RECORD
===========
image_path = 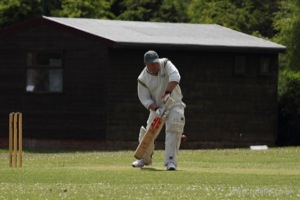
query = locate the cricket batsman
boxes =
[132,50,186,170]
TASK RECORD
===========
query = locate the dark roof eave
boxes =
[114,42,286,54]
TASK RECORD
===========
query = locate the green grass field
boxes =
[0,147,299,199]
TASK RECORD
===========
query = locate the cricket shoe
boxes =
[132,159,145,168]
[167,162,176,171]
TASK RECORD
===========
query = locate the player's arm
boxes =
[165,81,178,94]
[148,103,159,111]
[164,61,181,94]
[137,79,157,111]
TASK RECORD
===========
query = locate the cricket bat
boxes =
[134,105,169,160]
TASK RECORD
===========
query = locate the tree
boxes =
[111,0,189,22]
[152,0,190,22]
[187,0,279,38]
[277,70,300,145]
[273,0,300,71]
[112,0,163,21]
[249,0,280,38]
[0,0,41,29]
[188,0,245,31]
[50,0,114,19]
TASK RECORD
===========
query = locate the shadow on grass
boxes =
[141,167,166,171]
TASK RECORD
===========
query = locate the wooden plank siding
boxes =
[106,49,147,141]
[0,23,108,140]
[170,51,278,147]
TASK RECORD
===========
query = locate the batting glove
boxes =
[155,107,163,117]
[161,91,171,103]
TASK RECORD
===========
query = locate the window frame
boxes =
[25,51,64,94]
[259,56,271,76]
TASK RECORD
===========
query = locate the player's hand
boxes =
[155,108,163,117]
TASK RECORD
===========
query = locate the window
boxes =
[26,52,63,93]
[234,56,245,75]
[260,57,270,75]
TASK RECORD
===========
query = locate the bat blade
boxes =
[134,116,166,159]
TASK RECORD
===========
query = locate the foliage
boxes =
[187,0,279,38]
[111,0,161,21]
[188,0,250,31]
[111,0,189,22]
[49,0,114,19]
[151,0,190,22]
[273,0,300,71]
[0,0,41,29]
[274,0,300,145]
[0,149,299,199]
[277,70,300,145]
